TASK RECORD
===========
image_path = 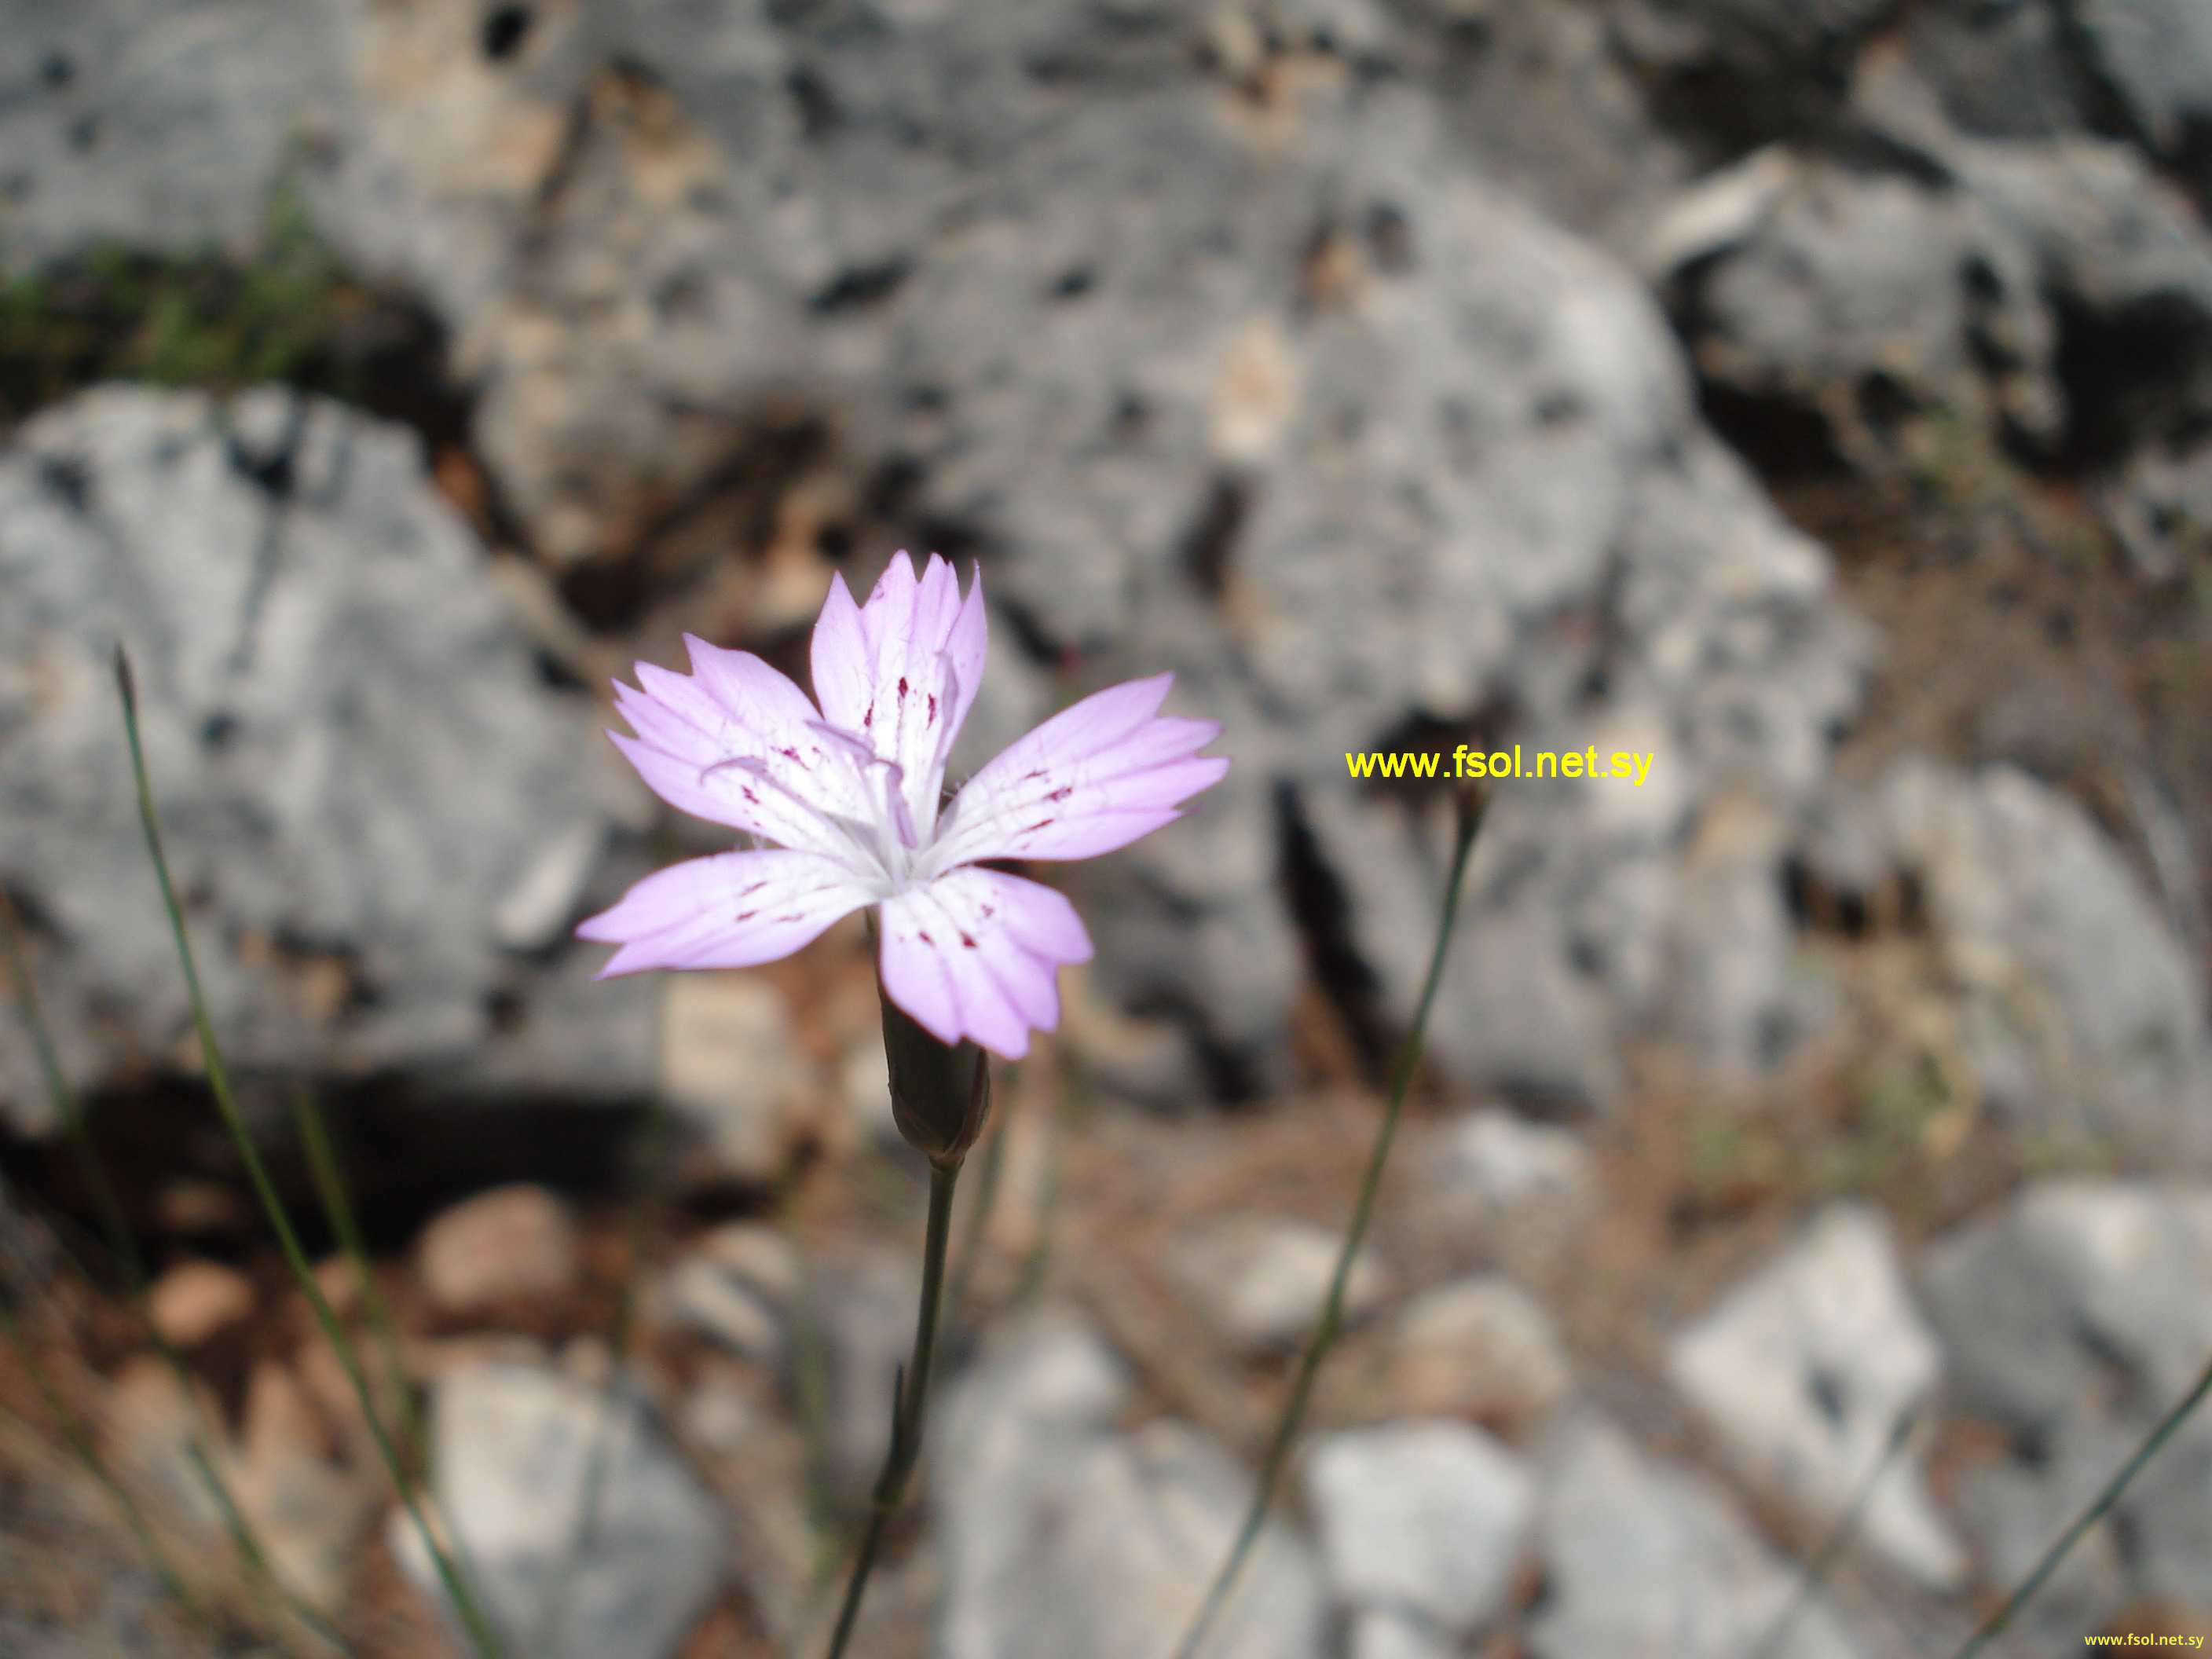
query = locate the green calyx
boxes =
[877,981,991,1170]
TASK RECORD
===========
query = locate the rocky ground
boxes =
[2,0,2211,1655]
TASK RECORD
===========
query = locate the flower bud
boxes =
[877,977,991,1169]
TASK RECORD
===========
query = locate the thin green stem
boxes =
[938,1083,1013,1378]
[823,1158,962,1659]
[1167,793,1487,1659]
[290,1085,423,1473]
[1946,1346,2212,1659]
[1747,1401,1923,1659]
[793,1251,840,1573]
[1,892,351,1653]
[115,648,504,1659]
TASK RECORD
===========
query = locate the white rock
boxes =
[1387,1276,1573,1430]
[1667,1203,1965,1590]
[1302,1421,1533,1637]
[1170,1216,1389,1353]
[391,1362,725,1659]
[1528,1415,1864,1659]
[935,1313,1324,1659]
[1435,1108,1592,1212]
[1349,1608,1455,1659]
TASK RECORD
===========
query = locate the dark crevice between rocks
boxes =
[1806,1362,1850,1427]
[1274,779,1396,1080]
[0,232,540,623]
[1694,379,1854,485]
[1178,470,1253,599]
[1657,247,1855,484]
[808,257,914,316]
[0,1074,654,1269]
[1632,55,1861,169]
[786,64,842,141]
[970,575,1073,675]
[1357,703,1517,811]
[481,4,536,63]
[1816,120,1958,190]
[1780,851,1928,940]
[0,245,477,456]
[2044,287,2212,475]
[557,410,835,631]
[2047,0,2180,153]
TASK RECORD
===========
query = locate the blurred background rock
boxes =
[0,0,2209,1654]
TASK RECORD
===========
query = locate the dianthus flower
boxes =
[577,552,1229,1060]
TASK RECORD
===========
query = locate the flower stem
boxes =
[1945,1345,2212,1659]
[1167,790,1487,1659]
[115,648,504,1659]
[937,1084,1013,1383]
[823,1156,962,1659]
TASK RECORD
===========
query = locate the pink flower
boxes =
[577,552,1229,1059]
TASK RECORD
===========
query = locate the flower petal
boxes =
[576,849,874,977]
[877,867,1094,1060]
[924,673,1230,869]
[605,639,881,873]
[809,551,987,844]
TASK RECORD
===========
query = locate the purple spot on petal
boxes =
[776,914,803,924]
[1022,819,1053,835]
[779,745,802,764]
[1045,786,1072,803]
[927,693,937,723]
[742,786,759,804]
[917,929,934,945]
[1022,768,1046,782]
[736,910,757,923]
[864,702,874,728]
[960,931,977,948]
[980,904,995,918]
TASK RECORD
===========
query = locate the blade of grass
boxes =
[1166,789,1487,1659]
[1746,1401,1924,1659]
[288,1084,422,1474]
[115,646,505,1659]
[1,891,352,1654]
[1945,1346,2212,1659]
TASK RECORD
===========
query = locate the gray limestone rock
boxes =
[934,1311,1325,1659]
[1667,1203,1965,1589]
[1878,761,2212,1161]
[1920,1180,2212,1635]
[3,0,1877,1108]
[0,386,647,1137]
[391,1361,727,1659]
[1302,1420,1534,1638]
[1527,1415,1864,1659]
